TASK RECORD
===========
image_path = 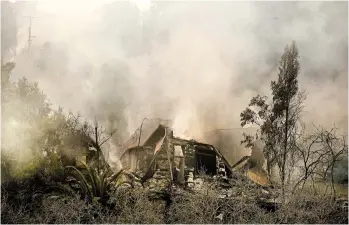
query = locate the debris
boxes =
[116,121,276,212]
[215,213,223,221]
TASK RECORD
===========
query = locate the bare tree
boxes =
[314,125,348,197]
[66,114,117,171]
[292,124,330,193]
[291,124,348,197]
[87,118,117,172]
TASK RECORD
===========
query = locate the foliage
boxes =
[332,157,348,184]
[2,62,52,171]
[11,156,45,179]
[1,150,13,182]
[240,41,305,198]
[1,167,72,215]
[64,162,134,204]
[1,62,96,183]
[1,62,15,87]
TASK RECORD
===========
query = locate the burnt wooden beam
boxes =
[196,152,216,157]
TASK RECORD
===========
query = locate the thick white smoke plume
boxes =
[4,0,348,149]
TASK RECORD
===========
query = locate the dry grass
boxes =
[1,189,166,224]
[275,190,348,224]
[168,184,222,224]
[1,179,347,224]
[310,181,348,197]
[114,189,166,224]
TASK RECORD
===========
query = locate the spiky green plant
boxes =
[65,162,134,203]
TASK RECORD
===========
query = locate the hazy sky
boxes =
[6,0,348,142]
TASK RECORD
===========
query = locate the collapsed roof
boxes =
[119,120,270,187]
[120,121,234,184]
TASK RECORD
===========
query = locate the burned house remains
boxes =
[119,120,238,191]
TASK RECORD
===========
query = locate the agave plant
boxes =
[65,162,134,203]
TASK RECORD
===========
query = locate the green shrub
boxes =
[65,163,134,204]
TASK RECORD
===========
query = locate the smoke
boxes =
[5,1,348,148]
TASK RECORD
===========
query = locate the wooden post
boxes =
[165,128,174,183]
[178,156,185,185]
[95,125,99,172]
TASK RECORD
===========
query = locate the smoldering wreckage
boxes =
[76,119,282,214]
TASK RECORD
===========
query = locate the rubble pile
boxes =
[116,122,282,211]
